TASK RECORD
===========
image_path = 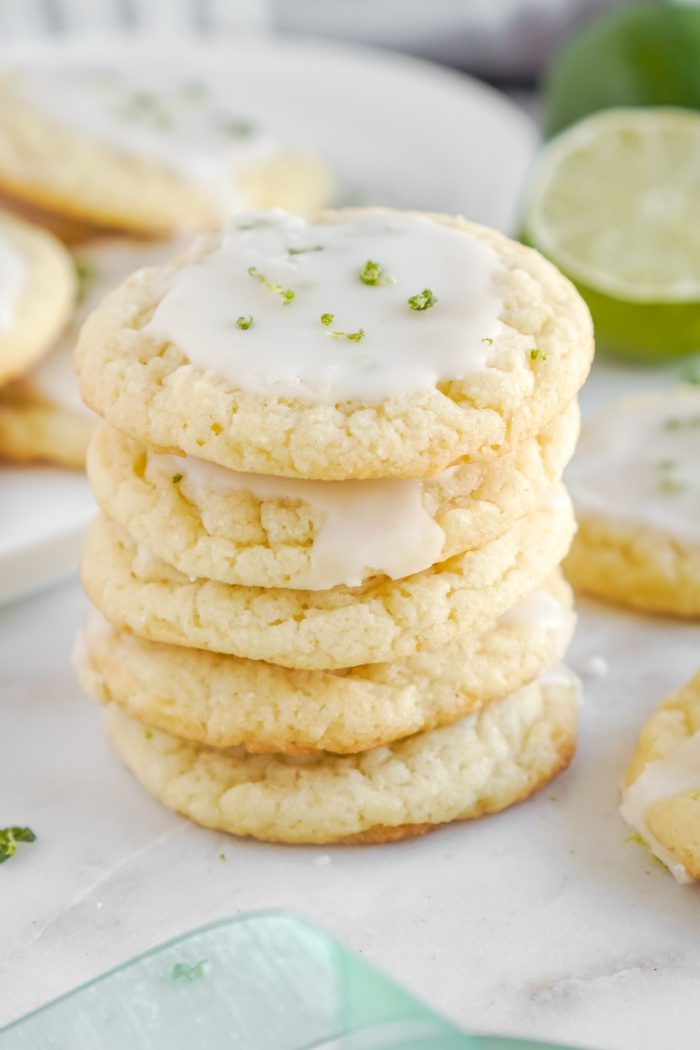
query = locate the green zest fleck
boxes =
[481,337,493,346]
[219,117,255,138]
[359,260,395,287]
[171,473,183,484]
[0,826,36,864]
[530,348,547,361]
[664,414,700,431]
[74,258,97,306]
[236,315,254,330]
[320,313,334,327]
[218,853,226,861]
[407,288,437,311]
[171,960,207,983]
[625,832,665,868]
[247,267,295,305]
[288,245,324,255]
[144,728,153,739]
[660,476,686,495]
[329,328,365,343]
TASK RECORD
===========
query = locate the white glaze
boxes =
[499,586,572,634]
[30,238,181,417]
[12,66,278,213]
[0,233,26,332]
[620,732,700,885]
[144,210,504,402]
[151,450,446,589]
[566,390,700,545]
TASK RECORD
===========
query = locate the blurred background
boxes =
[0,0,628,86]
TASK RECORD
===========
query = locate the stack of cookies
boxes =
[74,208,593,845]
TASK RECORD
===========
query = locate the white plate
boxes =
[0,33,537,605]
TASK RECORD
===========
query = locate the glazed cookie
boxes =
[0,238,182,467]
[81,486,575,670]
[0,211,74,386]
[565,390,700,616]
[87,401,580,588]
[0,67,332,236]
[76,209,593,480]
[76,574,575,755]
[105,665,579,845]
[621,672,700,884]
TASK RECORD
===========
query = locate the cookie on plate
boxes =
[0,67,332,236]
[105,664,579,844]
[0,210,74,387]
[76,573,575,755]
[621,672,700,884]
[565,390,700,616]
[0,237,182,468]
[81,486,575,671]
[75,208,593,480]
[87,401,579,588]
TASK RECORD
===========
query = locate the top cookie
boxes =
[0,210,75,386]
[0,67,332,236]
[76,208,593,480]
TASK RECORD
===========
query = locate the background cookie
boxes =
[0,210,75,386]
[0,237,182,467]
[87,401,579,588]
[75,209,593,480]
[76,574,575,755]
[105,666,579,845]
[0,69,332,236]
[621,672,700,884]
[566,390,700,616]
[81,487,576,670]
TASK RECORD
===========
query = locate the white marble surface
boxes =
[2,356,700,1049]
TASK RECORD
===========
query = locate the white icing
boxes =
[567,391,700,545]
[12,66,279,214]
[71,605,112,671]
[0,233,26,331]
[499,587,570,633]
[144,210,504,402]
[538,662,579,693]
[620,732,700,885]
[30,238,182,417]
[151,450,446,590]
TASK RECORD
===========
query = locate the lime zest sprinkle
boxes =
[320,313,334,326]
[236,315,254,330]
[328,328,365,343]
[74,258,97,305]
[171,473,183,484]
[171,960,208,983]
[288,245,324,255]
[481,337,493,346]
[0,826,36,864]
[247,266,295,305]
[625,832,665,869]
[359,260,396,287]
[407,288,437,311]
[144,728,153,739]
[218,853,226,861]
[664,414,700,431]
[530,347,547,361]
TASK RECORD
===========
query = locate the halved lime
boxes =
[520,107,700,360]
